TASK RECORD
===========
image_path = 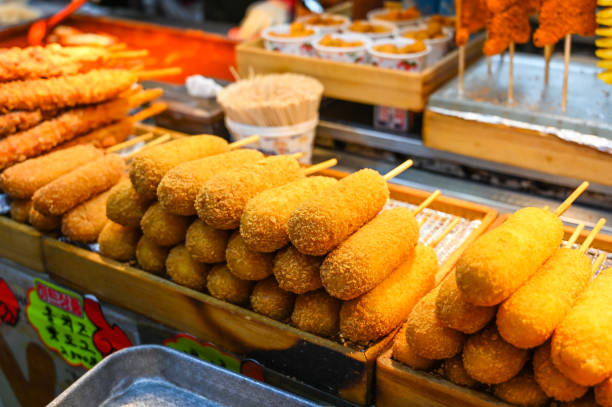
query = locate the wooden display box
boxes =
[0,216,44,272]
[236,35,485,111]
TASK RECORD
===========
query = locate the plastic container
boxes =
[313,33,371,64]
[296,14,350,34]
[367,8,422,28]
[225,117,318,164]
[367,38,430,71]
[398,25,453,66]
[344,20,397,40]
[262,24,319,56]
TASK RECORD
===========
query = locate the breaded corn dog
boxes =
[340,244,437,343]
[288,169,389,256]
[393,323,436,370]
[291,290,340,338]
[462,325,529,384]
[551,268,612,386]
[456,207,563,306]
[443,355,477,388]
[240,176,337,252]
[136,235,168,275]
[226,232,274,280]
[562,393,598,407]
[33,154,125,215]
[61,189,113,243]
[166,244,209,290]
[196,155,302,230]
[106,179,151,228]
[595,378,612,407]
[98,221,141,262]
[436,270,496,334]
[185,219,230,263]
[10,199,31,223]
[273,245,323,294]
[207,263,253,305]
[533,341,588,402]
[29,205,60,232]
[404,286,465,360]
[130,135,229,201]
[250,277,295,321]
[140,202,192,247]
[493,370,549,407]
[158,149,263,216]
[0,145,103,199]
[321,207,420,300]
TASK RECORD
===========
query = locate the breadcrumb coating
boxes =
[98,221,140,262]
[226,232,274,280]
[533,341,587,402]
[106,179,151,228]
[273,245,323,294]
[493,370,549,406]
[136,235,168,275]
[291,289,340,337]
[443,355,477,388]
[166,244,209,290]
[10,199,31,223]
[61,189,113,243]
[140,202,192,247]
[29,205,60,232]
[250,277,295,321]
[185,219,230,263]
[207,263,253,305]
[392,322,436,370]
[595,378,612,407]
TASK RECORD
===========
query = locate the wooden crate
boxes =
[236,35,485,111]
[0,216,44,272]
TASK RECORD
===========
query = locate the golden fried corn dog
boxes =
[207,263,253,305]
[166,244,209,290]
[272,245,323,294]
[106,179,151,228]
[10,199,31,223]
[185,219,230,263]
[29,205,60,232]
[596,378,612,407]
[493,370,549,407]
[551,268,612,386]
[456,207,563,306]
[561,393,599,407]
[196,155,302,230]
[250,277,296,321]
[0,145,103,199]
[443,355,477,388]
[340,244,437,343]
[33,154,125,216]
[140,202,192,247]
[321,208,420,300]
[136,235,168,275]
[393,323,436,370]
[497,248,592,349]
[61,189,113,243]
[240,176,337,252]
[0,109,44,137]
[226,232,274,280]
[291,290,340,338]
[288,169,389,256]
[158,149,264,216]
[130,135,229,201]
[462,325,529,384]
[436,270,496,334]
[533,341,588,402]
[98,221,141,262]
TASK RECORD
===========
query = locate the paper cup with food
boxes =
[367,6,421,28]
[398,22,452,66]
[313,33,371,64]
[344,19,397,40]
[262,23,319,56]
[296,13,350,34]
[367,38,430,71]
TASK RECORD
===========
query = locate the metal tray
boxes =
[49,345,319,407]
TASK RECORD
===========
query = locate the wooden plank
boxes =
[423,110,612,187]
[0,217,44,272]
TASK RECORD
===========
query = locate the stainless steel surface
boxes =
[50,345,319,407]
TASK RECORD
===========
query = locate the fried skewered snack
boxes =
[443,355,477,387]
[207,264,253,305]
[61,189,114,243]
[166,244,209,290]
[0,109,44,137]
[136,236,168,275]
[98,221,141,262]
[10,199,31,223]
[534,0,598,47]
[596,378,612,407]
[140,202,192,247]
[106,179,151,228]
[250,277,296,321]
[226,232,274,280]
[483,0,534,55]
[185,219,230,264]
[455,0,488,46]
[33,154,125,216]
[29,205,61,232]
[291,289,341,338]
[393,327,437,371]
[533,341,588,402]
[273,245,323,294]
[492,370,549,407]
[0,145,104,199]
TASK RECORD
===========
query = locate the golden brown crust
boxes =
[136,235,169,275]
[226,232,274,280]
[533,341,588,402]
[166,244,209,290]
[185,219,230,263]
[98,221,141,262]
[291,290,340,337]
[392,322,436,370]
[10,199,31,223]
[493,370,549,406]
[443,355,477,388]
[106,179,151,228]
[207,263,253,305]
[140,202,192,247]
[29,205,60,232]
[273,245,323,294]
[61,189,112,243]
[596,378,612,407]
[250,277,295,320]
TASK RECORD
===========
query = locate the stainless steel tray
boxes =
[49,345,319,407]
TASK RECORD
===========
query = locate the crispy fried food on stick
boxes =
[455,0,488,46]
[483,0,535,55]
[534,0,597,47]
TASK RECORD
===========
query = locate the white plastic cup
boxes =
[296,14,351,34]
[397,25,453,67]
[367,38,430,72]
[343,20,397,40]
[313,33,371,64]
[225,117,318,164]
[262,24,319,56]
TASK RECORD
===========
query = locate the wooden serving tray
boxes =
[236,35,485,111]
[0,216,44,272]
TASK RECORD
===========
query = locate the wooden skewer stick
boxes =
[129,103,168,123]
[544,44,554,85]
[508,42,515,103]
[110,50,149,59]
[592,253,607,274]
[431,217,461,248]
[136,67,182,80]
[414,190,442,216]
[106,133,154,153]
[459,45,466,94]
[562,34,571,112]
[554,181,589,216]
[418,216,426,227]
[579,218,606,253]
[128,88,164,108]
[228,135,260,150]
[383,159,414,181]
[229,66,241,82]
[565,223,585,247]
[302,158,338,175]
[123,134,172,159]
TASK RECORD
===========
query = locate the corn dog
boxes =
[240,176,337,252]
[166,244,209,290]
[226,232,274,280]
[456,207,564,306]
[596,378,612,407]
[392,323,436,370]
[61,189,113,243]
[10,199,31,223]
[291,290,340,338]
[136,235,168,275]
[207,263,253,305]
[443,355,477,388]
[321,208,419,300]
[250,277,295,321]
[106,179,151,228]
[533,341,588,402]
[196,155,303,230]
[551,268,612,386]
[0,145,103,199]
[462,325,529,384]
[185,219,230,263]
[158,149,264,216]
[29,205,61,232]
[130,135,229,201]
[98,221,140,262]
[492,370,549,407]
[288,169,389,256]
[562,393,598,407]
[140,202,192,247]
[272,245,323,294]
[340,244,437,343]
[33,154,125,216]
